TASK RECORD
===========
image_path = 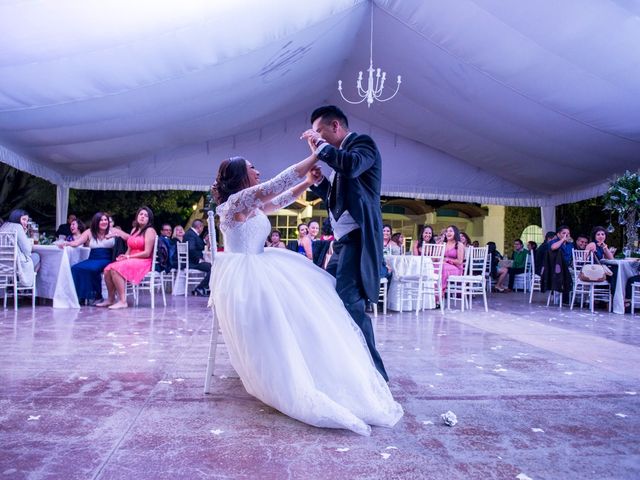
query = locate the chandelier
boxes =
[338,2,401,107]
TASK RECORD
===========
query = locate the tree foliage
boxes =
[1,163,204,232]
[0,164,56,227]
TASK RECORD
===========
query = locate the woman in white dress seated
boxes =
[210,154,403,436]
[0,209,38,287]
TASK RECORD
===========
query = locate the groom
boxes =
[302,105,388,382]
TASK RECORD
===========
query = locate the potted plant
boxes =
[604,170,640,255]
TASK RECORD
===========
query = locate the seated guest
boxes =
[169,225,185,268]
[64,212,115,304]
[442,226,465,295]
[173,225,185,243]
[308,221,320,242]
[382,224,401,255]
[412,225,435,255]
[494,239,527,292]
[585,226,617,295]
[549,225,574,267]
[157,224,176,272]
[0,209,38,287]
[391,232,405,254]
[459,232,471,247]
[185,219,211,296]
[296,223,313,260]
[320,219,335,241]
[55,214,76,240]
[472,240,480,248]
[527,241,537,254]
[574,234,589,251]
[487,241,502,279]
[266,230,286,248]
[65,218,86,243]
[535,231,557,275]
[98,207,157,309]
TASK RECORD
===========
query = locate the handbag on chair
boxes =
[578,255,612,282]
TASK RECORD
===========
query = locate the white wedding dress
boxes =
[210,165,403,436]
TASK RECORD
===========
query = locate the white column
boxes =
[540,205,556,235]
[56,185,70,230]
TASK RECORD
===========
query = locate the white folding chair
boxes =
[570,250,611,313]
[204,210,222,394]
[447,246,489,312]
[397,242,445,314]
[0,231,37,310]
[373,277,388,317]
[527,251,541,303]
[175,241,206,297]
[631,282,640,315]
[512,253,530,293]
[129,236,166,309]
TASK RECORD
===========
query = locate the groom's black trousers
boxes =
[325,229,389,382]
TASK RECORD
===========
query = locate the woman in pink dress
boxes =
[441,225,465,293]
[97,206,157,309]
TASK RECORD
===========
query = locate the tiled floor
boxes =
[1,292,639,479]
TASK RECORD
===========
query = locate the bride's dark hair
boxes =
[212,156,251,204]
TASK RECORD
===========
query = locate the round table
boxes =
[385,255,436,311]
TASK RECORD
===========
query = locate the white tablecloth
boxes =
[602,258,640,314]
[386,255,436,311]
[33,245,90,308]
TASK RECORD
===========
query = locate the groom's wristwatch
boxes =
[314,138,327,148]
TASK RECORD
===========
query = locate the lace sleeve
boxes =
[216,165,304,229]
[262,190,298,214]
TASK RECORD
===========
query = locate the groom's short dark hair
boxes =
[310,105,349,129]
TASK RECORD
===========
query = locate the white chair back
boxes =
[0,232,17,280]
[0,231,36,309]
[207,210,217,264]
[467,246,488,277]
[572,249,593,280]
[130,235,166,309]
[421,242,445,279]
[204,210,221,394]
[176,241,189,272]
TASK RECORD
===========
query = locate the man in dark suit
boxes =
[184,219,211,296]
[302,105,388,382]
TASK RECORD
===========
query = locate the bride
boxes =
[209,154,403,436]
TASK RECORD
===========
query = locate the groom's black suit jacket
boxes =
[310,132,383,302]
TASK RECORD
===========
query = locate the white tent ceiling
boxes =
[1,0,639,207]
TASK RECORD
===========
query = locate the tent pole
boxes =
[541,205,556,235]
[56,185,70,232]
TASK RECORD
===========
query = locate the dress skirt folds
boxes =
[71,247,113,301]
[103,235,152,284]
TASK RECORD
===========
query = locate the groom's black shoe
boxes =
[192,287,206,296]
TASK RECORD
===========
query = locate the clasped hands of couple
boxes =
[300,128,325,186]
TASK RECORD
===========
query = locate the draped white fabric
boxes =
[56,186,69,230]
[1,0,639,205]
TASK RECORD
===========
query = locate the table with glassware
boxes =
[385,254,436,311]
[602,258,640,314]
[33,245,90,308]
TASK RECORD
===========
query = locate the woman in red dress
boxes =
[97,206,157,309]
